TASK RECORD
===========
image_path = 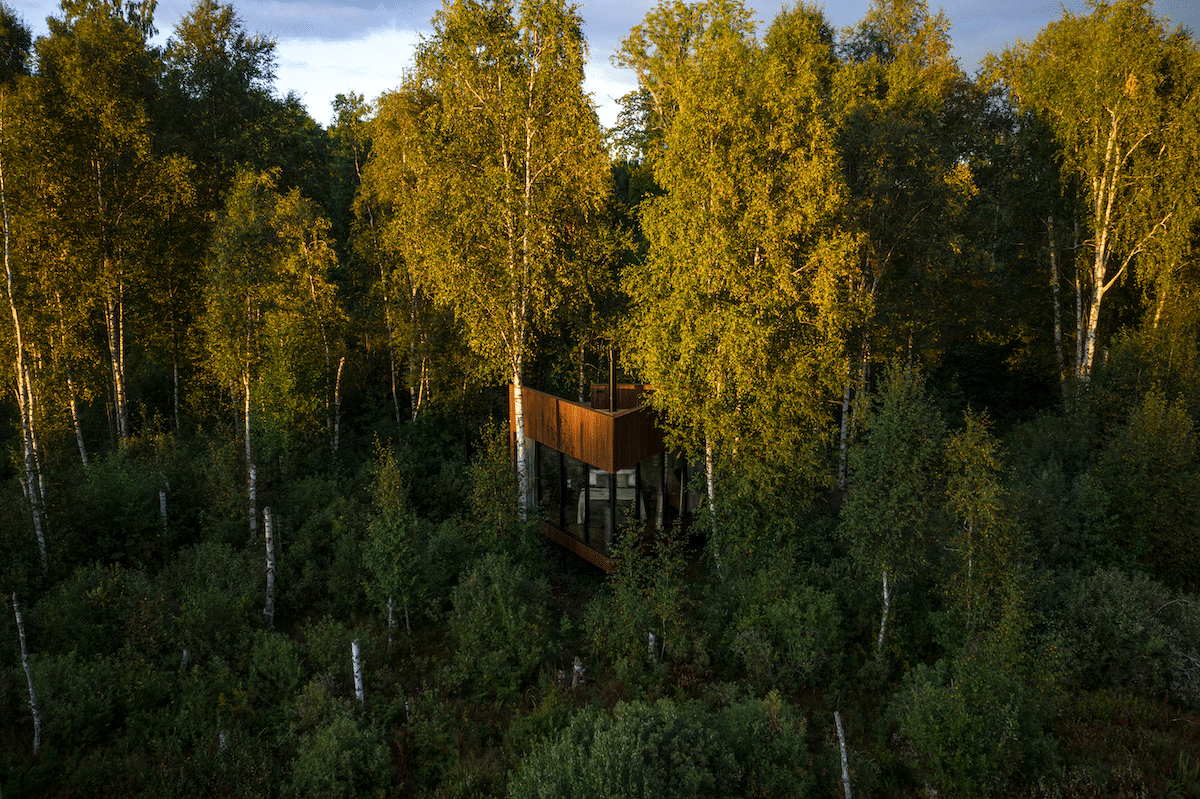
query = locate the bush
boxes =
[1054,567,1200,707]
[447,551,553,701]
[585,525,689,687]
[508,699,738,799]
[285,680,393,799]
[890,604,1055,798]
[508,695,815,799]
[723,565,842,692]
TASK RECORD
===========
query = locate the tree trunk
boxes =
[838,363,852,490]
[2,147,47,573]
[577,339,586,403]
[513,364,530,520]
[171,312,182,433]
[104,277,130,446]
[244,366,256,541]
[66,368,88,467]
[351,639,365,706]
[262,506,275,629]
[835,710,852,799]
[705,436,719,577]
[408,283,421,422]
[52,293,89,466]
[1046,215,1068,408]
[12,593,42,755]
[877,569,890,658]
[332,355,345,454]
[386,596,394,654]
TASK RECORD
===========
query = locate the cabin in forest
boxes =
[509,383,701,572]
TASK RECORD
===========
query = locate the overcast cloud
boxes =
[16,0,1200,128]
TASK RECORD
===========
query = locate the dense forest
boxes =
[1,0,1199,795]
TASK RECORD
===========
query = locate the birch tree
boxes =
[202,167,343,537]
[840,363,945,657]
[833,0,976,475]
[397,0,609,516]
[999,0,1198,383]
[620,0,856,552]
[36,0,192,446]
[0,7,45,571]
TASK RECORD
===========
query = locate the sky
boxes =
[15,0,1200,130]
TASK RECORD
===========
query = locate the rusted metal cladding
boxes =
[589,383,652,411]
[613,406,665,471]
[539,522,614,572]
[511,385,664,474]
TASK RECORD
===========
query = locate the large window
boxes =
[535,446,686,557]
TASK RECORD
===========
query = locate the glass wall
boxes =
[536,447,689,558]
[564,454,587,541]
[586,467,613,550]
[535,443,562,529]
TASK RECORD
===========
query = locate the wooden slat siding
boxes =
[538,522,614,572]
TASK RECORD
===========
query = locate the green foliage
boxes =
[622,0,854,480]
[447,551,553,701]
[841,362,946,577]
[467,421,538,560]
[0,3,31,82]
[722,563,842,692]
[997,0,1199,381]
[890,593,1054,797]
[364,443,427,627]
[285,679,393,799]
[52,453,164,567]
[508,698,739,799]
[202,166,344,457]
[1006,411,1102,571]
[1052,567,1200,707]
[712,691,814,799]
[279,474,370,620]
[169,540,257,666]
[585,525,689,687]
[509,695,815,799]
[944,409,1022,629]
[1089,390,1200,590]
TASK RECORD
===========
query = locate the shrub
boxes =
[447,551,553,701]
[1054,567,1200,707]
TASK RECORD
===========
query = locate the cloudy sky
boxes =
[17,0,1200,129]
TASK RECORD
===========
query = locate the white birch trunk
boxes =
[386,596,394,654]
[248,463,257,541]
[838,364,852,490]
[352,639,364,706]
[2,146,46,573]
[577,339,586,403]
[835,710,852,799]
[332,355,345,454]
[245,363,256,540]
[513,367,530,521]
[408,283,420,422]
[66,369,88,467]
[1046,215,1068,407]
[705,437,720,578]
[159,490,168,536]
[877,569,890,658]
[12,593,42,755]
[103,277,130,445]
[263,506,275,629]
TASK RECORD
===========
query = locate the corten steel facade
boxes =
[509,385,698,572]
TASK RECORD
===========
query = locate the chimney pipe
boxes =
[608,342,617,413]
